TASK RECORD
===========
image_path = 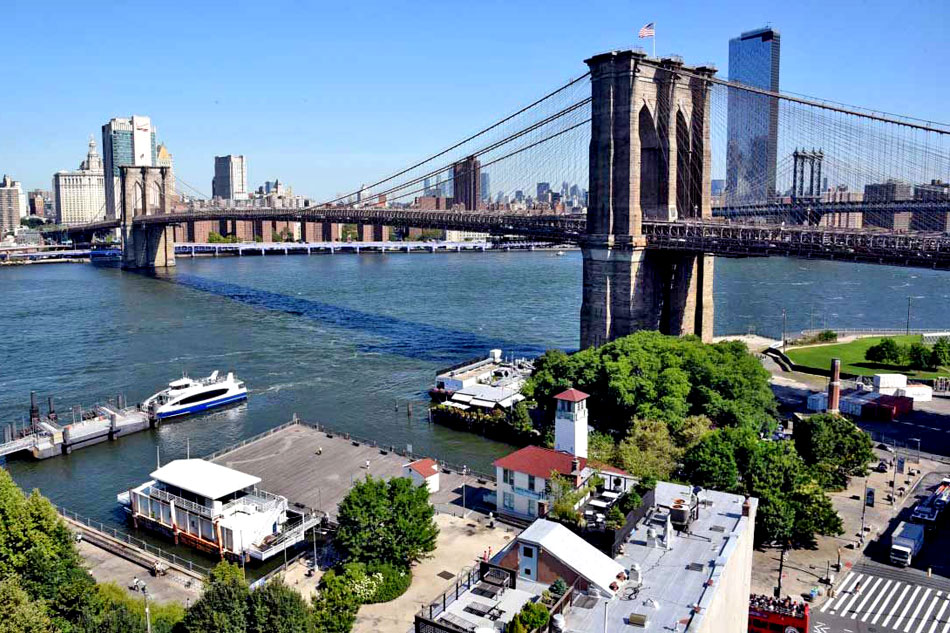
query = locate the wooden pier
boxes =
[208,419,496,521]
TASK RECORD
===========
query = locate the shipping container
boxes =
[877,394,914,417]
[899,384,934,402]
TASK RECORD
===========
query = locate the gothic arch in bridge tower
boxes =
[118,166,176,269]
[638,104,662,220]
[675,109,692,217]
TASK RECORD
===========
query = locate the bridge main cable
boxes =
[319,72,591,207]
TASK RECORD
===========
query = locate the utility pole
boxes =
[776,544,786,598]
[782,308,788,352]
[861,477,868,542]
[906,297,912,334]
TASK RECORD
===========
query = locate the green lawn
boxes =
[786,335,949,380]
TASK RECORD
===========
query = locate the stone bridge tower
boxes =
[581,50,716,348]
[119,166,176,269]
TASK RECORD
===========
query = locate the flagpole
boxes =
[653,25,656,58]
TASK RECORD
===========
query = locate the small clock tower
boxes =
[553,388,589,458]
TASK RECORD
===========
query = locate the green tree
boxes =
[908,342,934,370]
[510,401,533,433]
[518,602,550,629]
[588,431,618,465]
[932,337,950,367]
[507,616,527,633]
[524,332,776,436]
[311,570,359,633]
[866,338,905,365]
[335,476,438,567]
[0,577,53,633]
[681,430,739,492]
[616,418,679,481]
[247,579,311,633]
[794,414,874,489]
[179,562,249,633]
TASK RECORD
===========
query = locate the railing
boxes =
[0,433,44,457]
[147,487,214,519]
[249,513,322,556]
[248,549,308,591]
[222,491,282,515]
[56,505,211,576]
[798,328,949,338]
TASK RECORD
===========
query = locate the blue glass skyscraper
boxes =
[726,27,780,204]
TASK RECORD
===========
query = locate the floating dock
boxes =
[1,393,162,460]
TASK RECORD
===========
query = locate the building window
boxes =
[523,546,534,558]
[503,492,514,510]
[528,499,537,516]
[528,475,536,491]
[503,469,514,486]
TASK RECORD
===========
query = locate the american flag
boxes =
[638,22,655,38]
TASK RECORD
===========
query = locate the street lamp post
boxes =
[141,583,152,633]
[782,308,788,351]
[910,438,921,463]
[907,297,913,335]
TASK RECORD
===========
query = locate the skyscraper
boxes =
[53,137,106,225]
[452,156,481,210]
[212,155,248,200]
[479,172,490,203]
[102,116,157,219]
[0,175,24,235]
[726,27,780,204]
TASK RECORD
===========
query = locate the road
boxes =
[812,473,950,633]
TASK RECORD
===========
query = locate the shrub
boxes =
[365,563,411,603]
[618,490,642,515]
[549,578,568,598]
[605,505,625,530]
[518,601,550,630]
[507,616,526,633]
[817,330,838,342]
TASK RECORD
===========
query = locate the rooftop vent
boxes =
[687,562,704,572]
[710,525,726,533]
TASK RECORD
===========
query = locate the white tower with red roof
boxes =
[553,388,589,458]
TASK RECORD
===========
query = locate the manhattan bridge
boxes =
[66,49,950,347]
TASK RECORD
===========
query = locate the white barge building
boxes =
[125,459,320,561]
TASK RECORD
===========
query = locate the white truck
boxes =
[890,521,925,567]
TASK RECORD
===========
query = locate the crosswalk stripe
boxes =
[862,578,893,622]
[827,573,862,613]
[942,601,950,633]
[852,577,884,618]
[888,585,920,629]
[917,592,943,633]
[821,572,853,613]
[839,575,870,616]
[903,587,930,632]
[929,595,949,633]
[873,581,904,625]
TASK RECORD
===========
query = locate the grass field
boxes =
[786,334,949,380]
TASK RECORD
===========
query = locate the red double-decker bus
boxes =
[748,594,810,633]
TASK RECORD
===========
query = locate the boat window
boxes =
[174,388,230,406]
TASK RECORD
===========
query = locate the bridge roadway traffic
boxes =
[65,206,950,269]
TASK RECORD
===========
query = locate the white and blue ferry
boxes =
[143,371,247,420]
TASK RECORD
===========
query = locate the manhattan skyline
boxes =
[2,0,947,200]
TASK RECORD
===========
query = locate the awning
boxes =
[469,398,497,408]
[451,393,474,403]
[444,401,470,410]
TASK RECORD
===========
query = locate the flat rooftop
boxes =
[209,423,494,521]
[566,482,756,633]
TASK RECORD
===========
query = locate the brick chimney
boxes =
[827,358,841,413]
[571,457,582,488]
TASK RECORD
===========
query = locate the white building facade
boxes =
[102,115,157,220]
[53,138,106,225]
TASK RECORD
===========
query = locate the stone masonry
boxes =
[581,50,716,348]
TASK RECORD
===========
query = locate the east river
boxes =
[1,252,948,543]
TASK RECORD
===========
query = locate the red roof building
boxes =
[493,445,587,481]
[404,458,440,493]
[554,388,589,402]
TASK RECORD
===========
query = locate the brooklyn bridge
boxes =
[62,50,950,347]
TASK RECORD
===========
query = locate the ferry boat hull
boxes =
[144,371,248,420]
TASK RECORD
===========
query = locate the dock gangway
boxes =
[248,513,324,561]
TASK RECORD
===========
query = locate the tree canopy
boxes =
[524,331,776,436]
[335,476,438,567]
[794,413,874,489]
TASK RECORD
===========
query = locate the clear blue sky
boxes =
[3,0,947,199]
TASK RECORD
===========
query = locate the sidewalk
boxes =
[751,450,942,601]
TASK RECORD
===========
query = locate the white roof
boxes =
[150,459,261,500]
[518,519,624,595]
